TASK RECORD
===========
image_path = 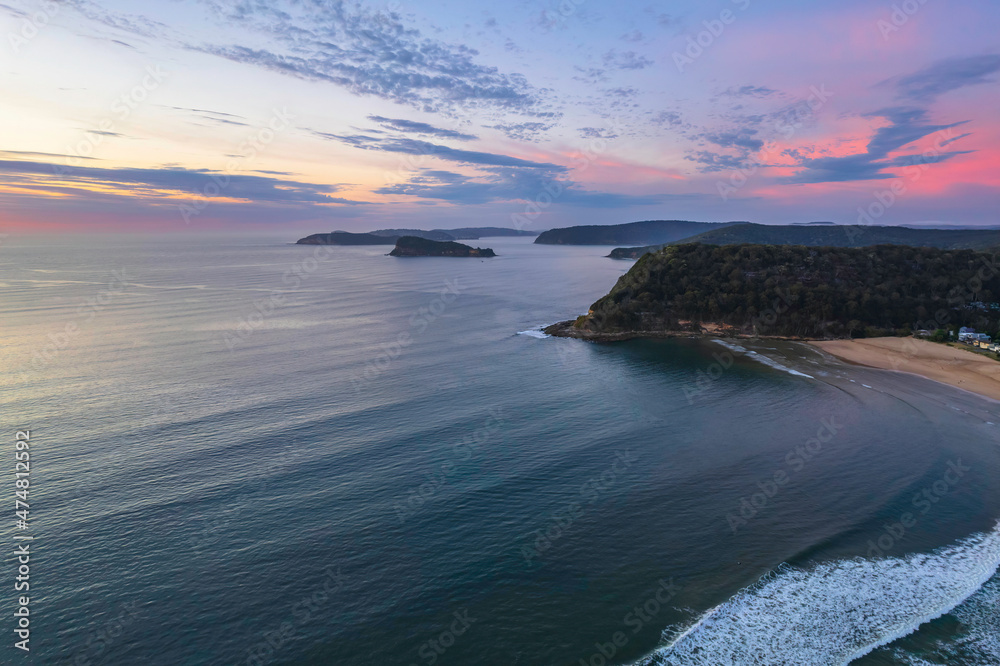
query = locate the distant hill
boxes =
[297,227,535,245]
[534,220,743,245]
[547,243,1000,340]
[389,236,496,257]
[373,227,536,240]
[445,227,537,239]
[371,228,457,241]
[296,231,396,245]
[607,223,1000,259]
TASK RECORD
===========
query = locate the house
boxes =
[958,326,975,341]
[975,333,992,344]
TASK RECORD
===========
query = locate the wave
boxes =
[711,339,747,354]
[890,573,1000,665]
[638,522,1000,666]
[711,339,814,379]
[517,327,551,339]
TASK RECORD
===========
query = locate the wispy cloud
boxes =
[377,167,692,208]
[0,159,359,204]
[313,132,564,170]
[367,116,478,141]
[686,129,765,172]
[488,122,557,141]
[785,107,971,183]
[578,127,620,139]
[886,54,1000,103]
[720,85,778,98]
[602,49,654,70]
[185,1,553,119]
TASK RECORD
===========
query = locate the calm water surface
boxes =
[1,234,998,665]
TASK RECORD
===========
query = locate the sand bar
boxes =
[810,337,1000,402]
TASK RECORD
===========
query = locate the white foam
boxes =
[710,339,814,379]
[711,339,747,353]
[949,575,1000,663]
[639,522,1000,666]
[745,351,815,379]
[517,328,550,339]
[890,574,1000,665]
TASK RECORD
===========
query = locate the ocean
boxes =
[1,234,999,665]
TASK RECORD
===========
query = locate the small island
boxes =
[389,236,496,258]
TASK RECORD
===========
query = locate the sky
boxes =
[1,0,998,234]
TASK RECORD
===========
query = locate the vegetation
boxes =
[534,220,741,245]
[370,228,457,241]
[608,223,1000,258]
[927,328,950,342]
[296,231,396,245]
[389,236,496,257]
[578,243,1000,339]
[436,227,537,239]
[298,227,534,245]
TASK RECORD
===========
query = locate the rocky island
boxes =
[389,236,496,257]
[547,243,1000,340]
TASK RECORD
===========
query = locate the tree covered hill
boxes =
[534,220,742,245]
[389,236,496,257]
[607,224,1000,258]
[563,243,1000,339]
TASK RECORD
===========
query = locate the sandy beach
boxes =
[811,337,1000,402]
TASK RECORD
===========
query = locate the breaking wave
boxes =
[639,523,1000,665]
[711,339,814,379]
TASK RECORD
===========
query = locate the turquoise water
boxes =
[1,235,999,665]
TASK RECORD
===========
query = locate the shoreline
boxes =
[809,337,1000,403]
[542,320,813,343]
[545,321,1000,403]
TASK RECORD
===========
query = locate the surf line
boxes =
[726,416,843,534]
